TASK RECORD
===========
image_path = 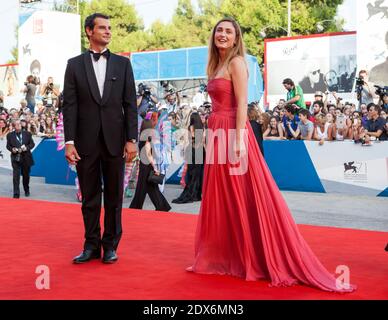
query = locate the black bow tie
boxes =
[90,49,110,61]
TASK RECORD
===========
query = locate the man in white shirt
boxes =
[63,13,138,264]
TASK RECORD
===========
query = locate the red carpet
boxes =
[0,197,387,300]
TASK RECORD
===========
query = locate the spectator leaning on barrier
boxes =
[282,104,300,139]
[288,109,314,140]
[325,112,337,140]
[263,116,285,141]
[282,78,306,109]
[350,111,364,142]
[361,103,387,141]
[334,108,348,141]
[314,114,332,143]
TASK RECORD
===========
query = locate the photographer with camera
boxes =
[21,75,37,113]
[356,70,377,107]
[164,90,181,114]
[137,83,158,118]
[6,119,35,198]
[40,77,60,111]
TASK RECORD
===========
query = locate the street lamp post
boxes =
[287,0,291,36]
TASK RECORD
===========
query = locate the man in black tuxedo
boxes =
[6,120,35,198]
[63,13,138,264]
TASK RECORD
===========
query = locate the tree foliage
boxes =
[54,0,345,63]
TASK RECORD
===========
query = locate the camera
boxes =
[374,85,388,99]
[14,148,22,162]
[355,77,364,86]
[138,83,151,97]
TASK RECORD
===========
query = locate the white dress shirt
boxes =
[90,48,108,98]
[66,48,108,146]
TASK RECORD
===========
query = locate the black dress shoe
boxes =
[13,194,19,199]
[73,249,101,264]
[25,191,30,197]
[102,250,118,264]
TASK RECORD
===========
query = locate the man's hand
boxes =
[65,144,81,165]
[124,141,137,162]
[12,147,18,154]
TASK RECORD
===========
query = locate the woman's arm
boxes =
[262,127,270,139]
[278,124,285,140]
[229,56,248,153]
[327,125,333,141]
[313,127,319,141]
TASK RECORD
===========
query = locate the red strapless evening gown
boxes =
[187,78,356,292]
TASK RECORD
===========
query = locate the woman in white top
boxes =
[314,114,333,144]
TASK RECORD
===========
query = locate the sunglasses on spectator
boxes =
[310,69,320,75]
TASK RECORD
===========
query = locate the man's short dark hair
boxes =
[298,109,310,118]
[84,13,110,39]
[284,104,295,114]
[313,100,324,109]
[282,78,294,86]
[367,103,380,113]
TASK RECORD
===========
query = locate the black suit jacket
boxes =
[62,51,138,156]
[6,130,35,167]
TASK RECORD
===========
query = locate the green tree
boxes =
[81,0,146,53]
[53,0,345,62]
[220,0,344,62]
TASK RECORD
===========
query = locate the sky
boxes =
[0,0,355,65]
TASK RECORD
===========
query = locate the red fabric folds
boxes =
[188,78,356,293]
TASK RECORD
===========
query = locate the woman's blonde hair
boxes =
[207,17,246,79]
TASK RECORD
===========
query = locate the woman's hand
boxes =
[234,139,246,159]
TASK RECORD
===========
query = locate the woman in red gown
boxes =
[186,18,356,293]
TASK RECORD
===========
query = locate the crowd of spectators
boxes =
[1,71,387,148]
[0,75,61,141]
[247,74,388,145]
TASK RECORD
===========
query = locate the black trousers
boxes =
[76,134,125,252]
[129,163,171,212]
[12,159,31,196]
